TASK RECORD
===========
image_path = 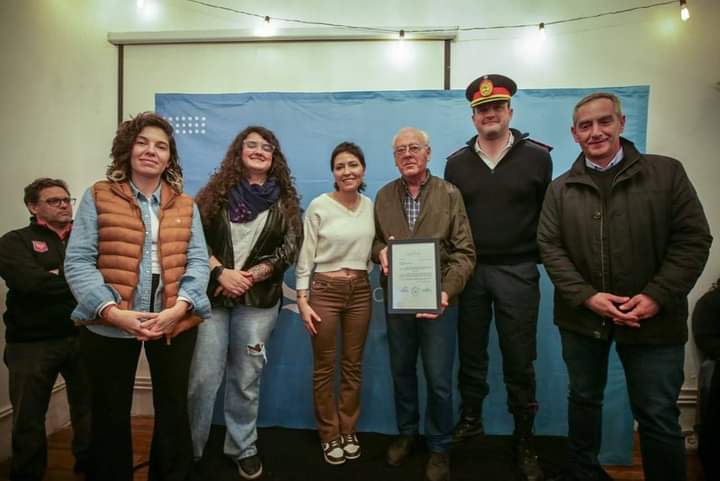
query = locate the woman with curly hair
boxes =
[64,111,211,481]
[295,142,374,465]
[188,126,302,480]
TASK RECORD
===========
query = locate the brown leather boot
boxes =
[425,452,450,481]
[386,435,417,466]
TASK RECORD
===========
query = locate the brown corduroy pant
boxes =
[309,272,372,443]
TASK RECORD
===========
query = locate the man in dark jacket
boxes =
[538,93,712,481]
[445,74,552,481]
[0,178,90,481]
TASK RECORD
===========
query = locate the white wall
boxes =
[1,0,718,460]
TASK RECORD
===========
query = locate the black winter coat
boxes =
[538,138,712,344]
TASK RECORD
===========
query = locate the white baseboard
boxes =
[679,386,699,451]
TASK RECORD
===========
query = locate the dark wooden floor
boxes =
[0,416,705,480]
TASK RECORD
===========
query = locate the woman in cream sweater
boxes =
[295,141,375,465]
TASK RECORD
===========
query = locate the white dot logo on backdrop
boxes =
[164,115,207,136]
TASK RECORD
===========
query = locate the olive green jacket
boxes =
[372,174,476,302]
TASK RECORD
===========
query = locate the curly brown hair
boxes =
[106,112,184,192]
[195,126,301,229]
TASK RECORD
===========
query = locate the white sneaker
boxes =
[321,438,346,465]
[341,433,361,460]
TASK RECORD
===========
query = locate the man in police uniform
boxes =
[444,74,552,481]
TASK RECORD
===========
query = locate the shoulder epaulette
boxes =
[524,137,553,152]
[447,145,473,160]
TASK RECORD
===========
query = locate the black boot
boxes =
[452,406,484,443]
[514,412,544,481]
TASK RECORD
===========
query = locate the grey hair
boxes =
[392,127,430,147]
[573,92,623,124]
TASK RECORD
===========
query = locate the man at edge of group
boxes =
[0,178,91,481]
[538,92,712,481]
[444,74,552,481]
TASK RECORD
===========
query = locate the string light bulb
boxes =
[256,15,275,37]
[538,22,546,40]
[679,0,690,21]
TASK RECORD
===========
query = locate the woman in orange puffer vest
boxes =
[65,112,211,481]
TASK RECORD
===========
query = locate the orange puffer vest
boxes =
[92,180,201,339]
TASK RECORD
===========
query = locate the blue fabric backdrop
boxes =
[156,86,649,464]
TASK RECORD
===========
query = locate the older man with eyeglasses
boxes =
[0,177,90,481]
[372,127,476,481]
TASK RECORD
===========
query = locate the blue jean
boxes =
[188,302,279,461]
[560,329,686,481]
[458,262,540,413]
[385,307,457,454]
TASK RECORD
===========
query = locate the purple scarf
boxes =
[228,178,280,223]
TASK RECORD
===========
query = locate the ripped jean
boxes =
[188,301,279,461]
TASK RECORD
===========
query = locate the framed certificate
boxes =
[387,238,441,314]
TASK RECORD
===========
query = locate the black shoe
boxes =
[514,435,544,481]
[425,452,450,481]
[386,435,417,466]
[236,455,263,480]
[452,409,484,443]
[513,411,544,481]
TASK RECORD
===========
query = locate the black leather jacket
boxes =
[203,201,302,308]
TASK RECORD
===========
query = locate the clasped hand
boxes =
[584,292,659,328]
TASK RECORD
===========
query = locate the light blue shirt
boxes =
[65,182,211,338]
[585,146,624,172]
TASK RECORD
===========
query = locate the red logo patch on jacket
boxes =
[32,240,48,253]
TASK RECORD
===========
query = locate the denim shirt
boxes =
[65,182,211,338]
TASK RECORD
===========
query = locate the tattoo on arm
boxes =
[248,262,273,283]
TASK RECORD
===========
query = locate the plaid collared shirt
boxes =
[401,170,431,231]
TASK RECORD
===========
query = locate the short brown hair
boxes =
[573,92,623,124]
[23,178,69,206]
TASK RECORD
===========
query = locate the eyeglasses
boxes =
[393,143,426,156]
[40,197,76,207]
[243,140,276,153]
